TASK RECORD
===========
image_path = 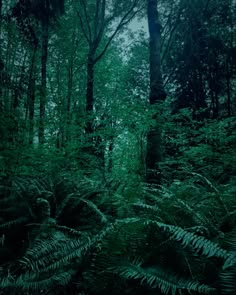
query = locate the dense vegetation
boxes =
[0,0,236,294]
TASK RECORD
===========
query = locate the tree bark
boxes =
[146,0,166,184]
[25,46,37,144]
[147,0,166,104]
[85,53,95,134]
[39,18,49,144]
[0,0,2,31]
[66,61,73,142]
[226,59,231,117]
[28,78,35,145]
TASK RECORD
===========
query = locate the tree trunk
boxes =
[26,47,37,144]
[226,60,231,117]
[0,0,2,32]
[66,62,73,142]
[146,0,166,184]
[85,53,95,134]
[0,0,2,107]
[39,19,49,144]
[147,0,166,104]
[28,78,35,145]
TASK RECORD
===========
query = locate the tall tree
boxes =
[26,46,37,144]
[76,0,142,134]
[32,0,65,144]
[10,0,65,144]
[162,0,236,118]
[146,0,166,183]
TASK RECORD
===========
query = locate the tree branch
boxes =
[76,10,90,43]
[94,0,142,64]
[94,0,106,48]
[80,0,92,42]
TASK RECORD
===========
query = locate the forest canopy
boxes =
[0,0,236,294]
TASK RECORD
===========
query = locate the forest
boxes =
[0,0,236,294]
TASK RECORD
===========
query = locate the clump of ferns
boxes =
[0,218,115,294]
[1,217,236,294]
[81,218,236,295]
[0,177,109,293]
[140,177,233,243]
[134,187,210,236]
[1,174,236,295]
[220,229,236,295]
[1,172,109,231]
[0,177,55,266]
[51,174,115,231]
[0,176,53,222]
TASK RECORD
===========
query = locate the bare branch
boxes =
[161,15,181,63]
[94,0,106,48]
[94,0,143,63]
[76,10,90,43]
[80,0,92,42]
[94,0,100,39]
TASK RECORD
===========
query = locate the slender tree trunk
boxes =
[26,47,37,144]
[147,0,166,104]
[215,92,219,118]
[39,19,49,144]
[226,60,231,117]
[107,140,113,175]
[85,53,95,134]
[146,0,166,184]
[66,62,73,142]
[0,0,2,108]
[29,78,35,144]
[0,0,2,33]
[211,92,219,119]
[0,58,3,111]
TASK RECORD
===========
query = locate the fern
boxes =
[20,222,116,272]
[144,220,233,261]
[81,199,108,223]
[132,201,162,216]
[113,218,232,263]
[112,261,216,295]
[220,230,236,294]
[174,199,211,226]
[55,192,79,219]
[0,270,74,292]
[0,217,29,228]
[221,266,236,295]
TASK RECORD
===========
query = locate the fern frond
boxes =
[112,261,215,295]
[187,226,209,236]
[220,266,236,295]
[81,199,108,223]
[55,192,79,219]
[145,219,233,261]
[0,217,28,228]
[174,199,210,225]
[20,237,86,271]
[21,222,116,272]
[1,270,74,292]
[132,202,162,215]
[49,224,83,237]
[27,222,83,238]
[220,230,236,294]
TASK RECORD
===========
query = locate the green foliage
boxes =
[0,168,236,294]
[112,261,215,295]
[220,230,236,294]
[1,0,236,294]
